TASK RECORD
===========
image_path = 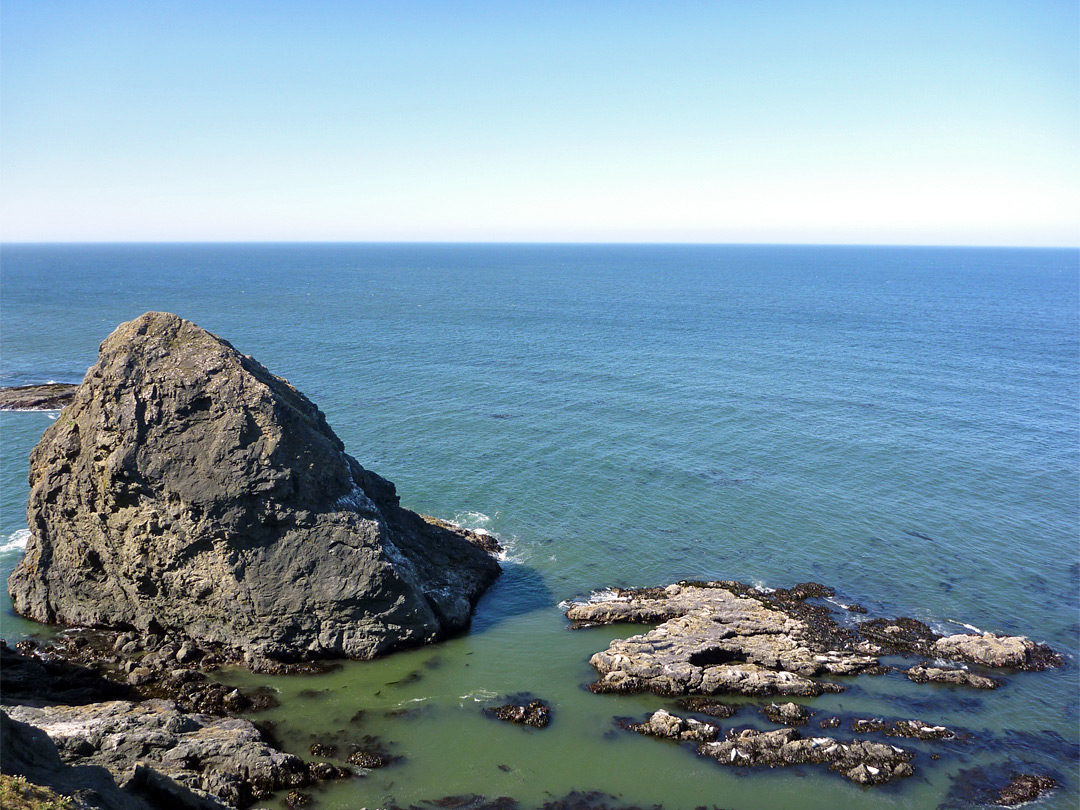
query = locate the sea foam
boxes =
[0,528,30,553]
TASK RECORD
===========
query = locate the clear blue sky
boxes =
[2,1,1077,245]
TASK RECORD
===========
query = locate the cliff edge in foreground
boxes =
[8,312,501,663]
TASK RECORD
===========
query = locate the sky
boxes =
[1,1,1077,245]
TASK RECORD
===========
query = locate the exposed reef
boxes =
[906,663,1001,690]
[566,580,1059,699]
[699,724,914,785]
[2,699,346,809]
[8,312,501,664]
[567,581,877,697]
[567,578,1063,790]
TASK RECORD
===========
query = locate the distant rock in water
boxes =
[8,312,501,664]
[0,383,79,410]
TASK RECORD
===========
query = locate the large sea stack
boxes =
[8,312,501,662]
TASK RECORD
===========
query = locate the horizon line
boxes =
[2,240,1078,250]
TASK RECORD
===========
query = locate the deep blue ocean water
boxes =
[1,244,1077,809]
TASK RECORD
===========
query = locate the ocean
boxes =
[1,243,1077,809]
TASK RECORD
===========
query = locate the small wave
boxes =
[443,512,530,566]
[493,536,525,564]
[930,619,989,637]
[459,689,498,703]
[752,580,776,594]
[932,658,967,669]
[589,588,629,603]
[558,588,627,612]
[0,529,30,553]
[950,621,986,635]
[452,510,496,530]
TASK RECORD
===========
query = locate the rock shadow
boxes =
[467,562,555,635]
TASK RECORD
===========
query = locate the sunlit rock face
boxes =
[9,312,500,663]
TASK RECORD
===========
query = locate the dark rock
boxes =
[994,773,1058,806]
[8,312,501,662]
[0,639,135,707]
[308,762,350,781]
[0,383,79,410]
[762,701,810,726]
[285,790,311,808]
[485,696,551,728]
[850,714,966,742]
[857,617,941,656]
[309,742,337,758]
[818,716,841,729]
[421,515,504,555]
[851,718,891,734]
[945,766,1060,808]
[675,697,739,718]
[346,750,388,769]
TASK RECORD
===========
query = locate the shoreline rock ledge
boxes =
[8,312,501,664]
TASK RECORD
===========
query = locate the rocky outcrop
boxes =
[3,699,344,808]
[946,767,1061,808]
[859,619,1060,670]
[620,709,719,742]
[567,581,877,697]
[906,663,1001,690]
[0,383,78,410]
[698,726,914,785]
[567,581,1058,700]
[8,313,501,663]
[674,697,739,718]
[850,717,957,740]
[484,696,552,728]
[762,701,810,726]
[1,709,156,810]
[932,633,1061,670]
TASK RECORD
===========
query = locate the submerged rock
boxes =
[674,697,740,718]
[993,773,1059,806]
[8,313,501,663]
[945,767,1060,808]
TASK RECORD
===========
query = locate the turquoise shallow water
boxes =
[1,244,1077,809]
